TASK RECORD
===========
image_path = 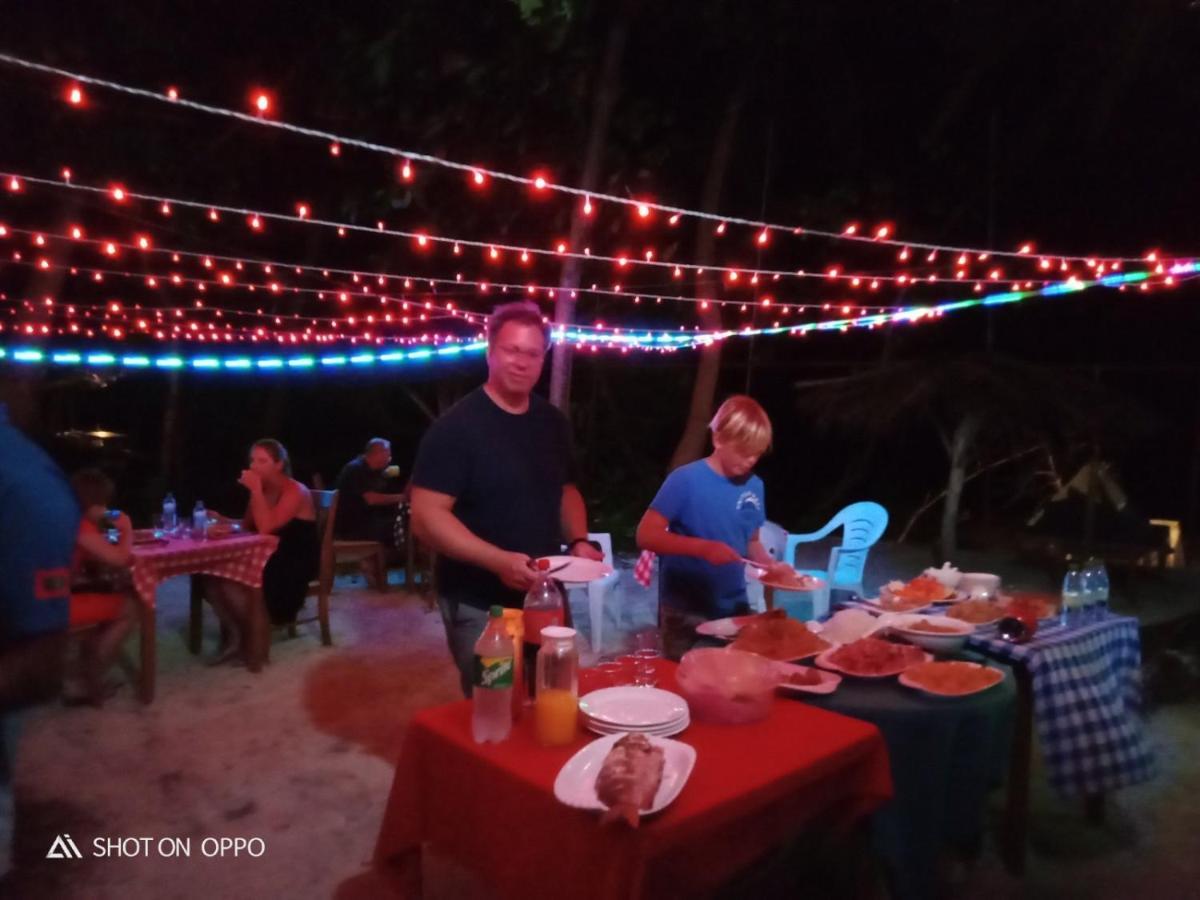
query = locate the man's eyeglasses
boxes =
[495,344,545,361]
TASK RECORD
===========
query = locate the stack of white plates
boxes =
[578,686,690,737]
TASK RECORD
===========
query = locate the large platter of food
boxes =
[899,660,1005,698]
[815,637,930,678]
[729,609,832,661]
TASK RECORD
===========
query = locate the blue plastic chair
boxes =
[784,502,889,603]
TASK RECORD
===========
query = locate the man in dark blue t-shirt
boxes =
[333,437,407,551]
[0,397,78,876]
[410,302,603,695]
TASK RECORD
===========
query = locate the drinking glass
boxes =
[593,657,630,688]
[627,629,663,687]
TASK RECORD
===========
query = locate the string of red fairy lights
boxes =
[0,53,1192,373]
[6,169,1131,298]
[0,164,1186,366]
[0,224,920,320]
[0,51,1180,268]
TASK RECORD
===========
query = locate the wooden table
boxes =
[129,533,277,700]
[967,612,1156,874]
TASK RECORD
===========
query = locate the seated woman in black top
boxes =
[206,439,318,663]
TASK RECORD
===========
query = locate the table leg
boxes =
[245,586,270,673]
[188,575,203,655]
[1001,664,1034,875]
[138,602,156,704]
[405,533,415,590]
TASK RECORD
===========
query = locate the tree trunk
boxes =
[548,1,633,411]
[666,78,750,471]
[159,371,181,482]
[940,416,980,561]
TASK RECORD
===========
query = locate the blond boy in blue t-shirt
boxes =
[636,395,791,657]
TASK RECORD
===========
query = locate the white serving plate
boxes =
[898,661,1005,699]
[536,555,615,584]
[553,733,696,817]
[578,687,689,728]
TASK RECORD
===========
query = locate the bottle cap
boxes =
[489,605,504,618]
[536,558,550,571]
[540,626,575,641]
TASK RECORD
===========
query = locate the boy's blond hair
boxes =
[709,395,772,455]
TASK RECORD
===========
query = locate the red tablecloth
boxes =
[374,665,892,900]
[130,534,278,607]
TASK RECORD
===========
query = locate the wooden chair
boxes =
[290,489,387,645]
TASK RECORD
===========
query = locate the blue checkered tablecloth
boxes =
[967,614,1156,796]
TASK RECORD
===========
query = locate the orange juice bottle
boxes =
[534,626,579,746]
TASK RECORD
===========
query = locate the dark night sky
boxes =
[2,0,1199,537]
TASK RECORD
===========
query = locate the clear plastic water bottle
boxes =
[1060,559,1082,629]
[162,492,177,532]
[1091,559,1110,622]
[192,500,208,538]
[472,605,514,743]
[1080,557,1098,623]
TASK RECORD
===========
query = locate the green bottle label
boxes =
[474,654,514,689]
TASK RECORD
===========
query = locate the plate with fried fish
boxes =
[553,732,695,825]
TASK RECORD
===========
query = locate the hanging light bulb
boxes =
[251,90,273,115]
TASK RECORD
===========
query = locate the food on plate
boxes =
[826,637,926,675]
[782,667,823,686]
[731,609,831,660]
[882,575,956,604]
[820,608,879,645]
[875,593,935,613]
[758,564,821,591]
[904,618,964,635]
[946,599,1006,625]
[922,563,963,589]
[1004,593,1055,621]
[903,661,1004,695]
[595,733,666,827]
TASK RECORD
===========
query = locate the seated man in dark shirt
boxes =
[334,438,407,549]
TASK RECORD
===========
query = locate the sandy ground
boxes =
[3,545,1197,899]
